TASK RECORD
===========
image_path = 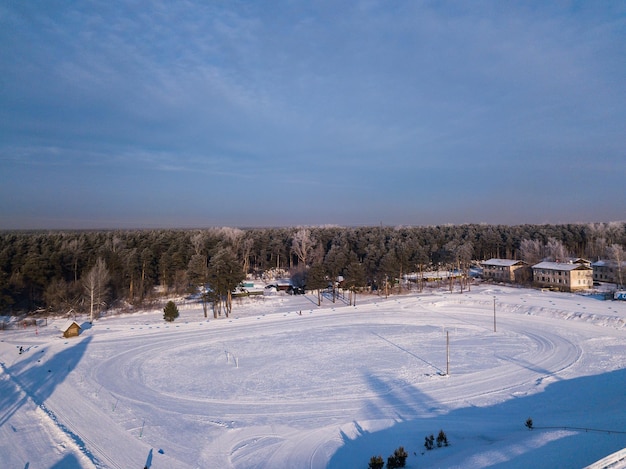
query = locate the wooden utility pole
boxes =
[446,330,450,376]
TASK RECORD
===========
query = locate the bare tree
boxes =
[44,278,80,313]
[83,258,110,323]
[607,244,625,288]
[545,238,569,262]
[520,239,543,265]
[216,227,245,251]
[588,237,607,261]
[240,237,254,274]
[190,231,207,256]
[291,228,316,268]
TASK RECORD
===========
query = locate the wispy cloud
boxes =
[1,1,624,228]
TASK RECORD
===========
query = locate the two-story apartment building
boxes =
[591,260,625,286]
[531,261,593,292]
[481,259,531,283]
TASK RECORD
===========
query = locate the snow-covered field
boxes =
[1,285,626,469]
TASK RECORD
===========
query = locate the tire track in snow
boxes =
[98,309,569,408]
[414,301,583,408]
[85,294,588,468]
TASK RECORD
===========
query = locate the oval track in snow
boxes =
[83,292,593,468]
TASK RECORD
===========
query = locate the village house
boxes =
[532,261,593,292]
[591,260,626,286]
[481,259,531,283]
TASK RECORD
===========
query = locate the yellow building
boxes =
[532,262,593,292]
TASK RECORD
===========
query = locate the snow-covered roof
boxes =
[532,261,592,271]
[568,257,591,264]
[592,259,626,268]
[59,319,81,332]
[482,258,527,267]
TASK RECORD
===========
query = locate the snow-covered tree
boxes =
[545,237,569,262]
[83,257,110,323]
[607,244,625,287]
[291,228,316,268]
[520,239,544,265]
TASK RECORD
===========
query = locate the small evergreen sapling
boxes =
[387,455,398,469]
[394,446,408,467]
[367,455,384,469]
[436,429,449,447]
[424,434,435,450]
[386,446,408,468]
[163,300,179,322]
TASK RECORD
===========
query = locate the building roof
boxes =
[568,257,591,264]
[592,259,626,268]
[59,320,81,332]
[482,258,527,267]
[532,261,592,271]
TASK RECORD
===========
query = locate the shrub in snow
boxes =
[436,429,449,447]
[367,455,384,469]
[525,418,533,430]
[424,434,435,450]
[386,446,408,468]
[163,301,179,322]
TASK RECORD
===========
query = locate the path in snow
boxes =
[1,285,625,468]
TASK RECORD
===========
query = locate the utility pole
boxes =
[446,330,450,376]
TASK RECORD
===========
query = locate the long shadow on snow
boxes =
[0,336,92,428]
[49,452,84,469]
[329,368,626,469]
[337,370,451,457]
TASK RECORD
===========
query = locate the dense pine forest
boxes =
[1,223,624,316]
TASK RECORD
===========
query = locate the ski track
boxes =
[414,301,584,407]
[89,293,587,467]
[2,286,625,468]
[0,361,104,468]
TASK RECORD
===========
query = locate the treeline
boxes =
[0,222,624,315]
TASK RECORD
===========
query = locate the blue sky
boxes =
[1,1,625,229]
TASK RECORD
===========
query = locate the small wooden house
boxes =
[61,320,81,338]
